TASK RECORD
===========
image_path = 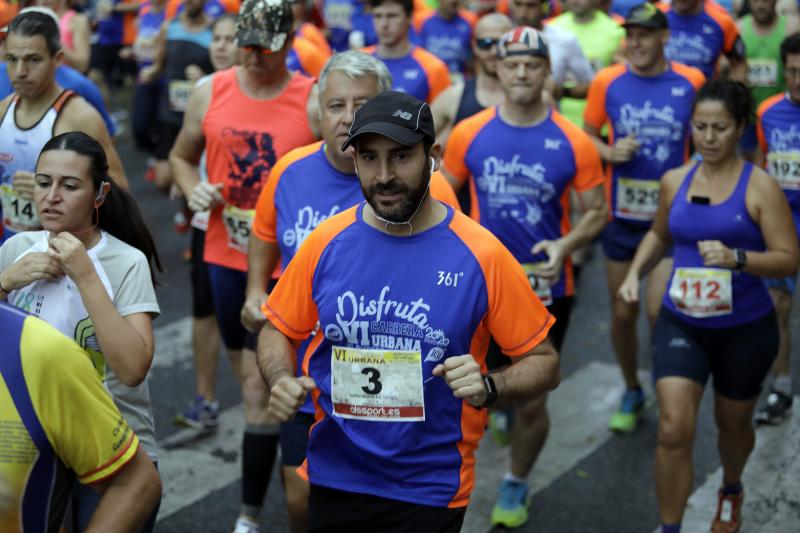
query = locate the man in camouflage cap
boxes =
[170,1,320,532]
[236,0,294,52]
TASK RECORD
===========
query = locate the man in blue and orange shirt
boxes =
[366,0,451,103]
[583,3,705,434]
[413,0,477,77]
[243,51,456,533]
[442,26,607,529]
[754,32,800,425]
[662,0,747,80]
[258,90,559,532]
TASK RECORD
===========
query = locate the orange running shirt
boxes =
[202,67,316,271]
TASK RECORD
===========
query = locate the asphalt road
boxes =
[110,98,800,533]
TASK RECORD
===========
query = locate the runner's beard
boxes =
[362,167,431,225]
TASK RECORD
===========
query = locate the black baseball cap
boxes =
[341,91,435,151]
[623,3,669,30]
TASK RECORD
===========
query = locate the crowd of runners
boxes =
[0,0,799,531]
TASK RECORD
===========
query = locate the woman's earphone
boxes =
[430,157,435,174]
[95,180,109,205]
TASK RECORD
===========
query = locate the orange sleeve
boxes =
[584,64,623,130]
[707,7,740,54]
[295,37,328,78]
[756,95,783,156]
[671,62,706,90]
[218,0,240,12]
[253,141,323,243]
[413,48,452,103]
[448,213,555,357]
[166,0,180,19]
[412,9,434,33]
[299,22,333,57]
[262,207,359,340]
[442,108,496,187]
[459,9,478,29]
[552,112,604,192]
[430,171,461,211]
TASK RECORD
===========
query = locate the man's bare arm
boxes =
[492,339,560,408]
[87,447,161,533]
[169,82,212,197]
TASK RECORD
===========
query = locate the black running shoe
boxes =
[755,390,793,426]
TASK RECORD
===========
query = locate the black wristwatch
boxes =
[479,374,498,409]
[733,248,747,271]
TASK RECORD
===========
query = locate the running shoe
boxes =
[489,408,513,447]
[754,390,793,426]
[608,388,645,433]
[174,395,219,431]
[490,478,529,528]
[144,166,156,183]
[174,209,192,234]
[710,489,743,533]
[232,517,260,533]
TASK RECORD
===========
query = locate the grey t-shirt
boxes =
[0,230,161,458]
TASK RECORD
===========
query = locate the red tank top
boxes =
[202,67,315,271]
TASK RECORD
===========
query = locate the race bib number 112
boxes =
[669,267,732,318]
[331,346,425,422]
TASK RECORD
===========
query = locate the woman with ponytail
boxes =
[0,131,163,532]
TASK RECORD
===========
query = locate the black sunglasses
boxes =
[475,38,499,50]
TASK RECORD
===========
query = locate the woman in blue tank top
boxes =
[618,80,799,533]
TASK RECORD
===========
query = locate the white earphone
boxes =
[430,157,435,174]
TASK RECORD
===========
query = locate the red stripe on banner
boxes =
[333,403,424,419]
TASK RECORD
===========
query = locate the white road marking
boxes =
[651,397,800,533]
[152,316,193,370]
[462,361,653,533]
[156,407,245,521]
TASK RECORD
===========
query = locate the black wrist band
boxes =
[479,374,498,409]
[734,248,747,270]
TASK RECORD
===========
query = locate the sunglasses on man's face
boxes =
[475,38,499,50]
[242,45,276,55]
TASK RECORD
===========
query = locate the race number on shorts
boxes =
[223,205,254,254]
[331,346,425,422]
[168,80,194,112]
[616,178,660,221]
[1,184,40,232]
[768,152,800,191]
[522,262,552,306]
[669,267,732,318]
[746,58,778,87]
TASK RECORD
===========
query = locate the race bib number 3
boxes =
[522,262,552,306]
[616,178,660,221]
[331,346,425,422]
[669,267,732,318]
[747,58,778,87]
[168,80,194,112]
[1,184,40,232]
[768,153,800,191]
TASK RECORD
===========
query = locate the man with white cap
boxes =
[442,26,607,528]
